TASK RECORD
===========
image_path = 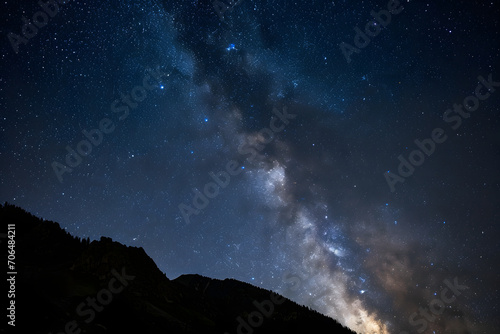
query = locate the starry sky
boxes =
[1,0,499,333]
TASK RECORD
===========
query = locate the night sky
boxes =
[1,0,499,333]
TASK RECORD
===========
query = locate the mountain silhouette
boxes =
[1,203,357,334]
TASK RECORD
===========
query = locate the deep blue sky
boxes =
[1,0,499,333]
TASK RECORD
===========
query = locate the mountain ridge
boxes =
[1,203,357,334]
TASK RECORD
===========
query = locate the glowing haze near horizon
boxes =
[1,0,499,333]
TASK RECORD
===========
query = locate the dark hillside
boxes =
[1,203,356,334]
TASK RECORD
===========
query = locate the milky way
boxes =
[1,0,499,333]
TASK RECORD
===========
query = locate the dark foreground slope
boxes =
[0,203,356,334]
